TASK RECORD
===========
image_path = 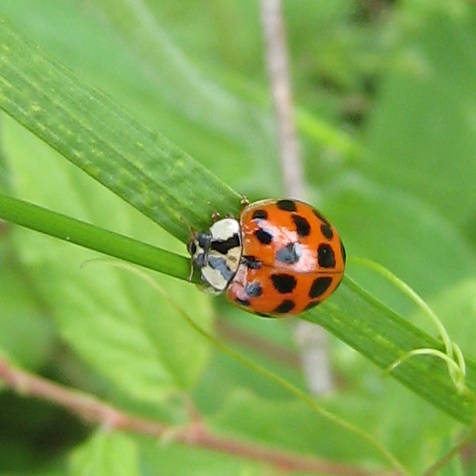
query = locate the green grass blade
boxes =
[0,15,241,243]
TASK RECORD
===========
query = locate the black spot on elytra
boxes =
[309,277,332,298]
[255,228,273,245]
[252,209,268,220]
[275,243,302,264]
[292,214,311,237]
[271,274,297,294]
[235,297,250,307]
[210,234,240,255]
[243,255,262,269]
[273,300,295,314]
[320,223,333,240]
[340,240,346,263]
[245,282,263,298]
[312,208,330,226]
[317,243,336,268]
[276,199,297,212]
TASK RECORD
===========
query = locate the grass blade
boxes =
[0,15,241,243]
[306,277,476,424]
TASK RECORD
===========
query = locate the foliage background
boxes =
[1,0,476,474]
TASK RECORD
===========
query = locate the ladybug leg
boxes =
[213,210,235,220]
[187,259,196,282]
[187,228,197,282]
[240,195,249,209]
[241,255,261,269]
[180,215,197,241]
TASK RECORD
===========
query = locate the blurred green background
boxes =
[1,0,476,474]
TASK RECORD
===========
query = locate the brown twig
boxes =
[260,0,333,396]
[0,357,395,476]
[260,0,303,195]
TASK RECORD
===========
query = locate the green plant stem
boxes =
[0,193,191,281]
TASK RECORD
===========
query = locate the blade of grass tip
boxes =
[100,260,410,475]
[0,15,242,243]
[0,193,192,282]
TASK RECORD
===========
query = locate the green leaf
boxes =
[1,0,279,195]
[0,237,56,368]
[2,118,212,402]
[360,3,476,228]
[69,432,139,476]
[214,390,380,463]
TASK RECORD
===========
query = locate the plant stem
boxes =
[0,193,191,281]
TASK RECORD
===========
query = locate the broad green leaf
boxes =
[214,390,380,464]
[139,434,264,476]
[69,432,139,476]
[0,236,55,368]
[212,382,462,472]
[360,2,476,229]
[371,378,462,471]
[3,118,212,402]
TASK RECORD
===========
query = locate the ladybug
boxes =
[188,199,345,316]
